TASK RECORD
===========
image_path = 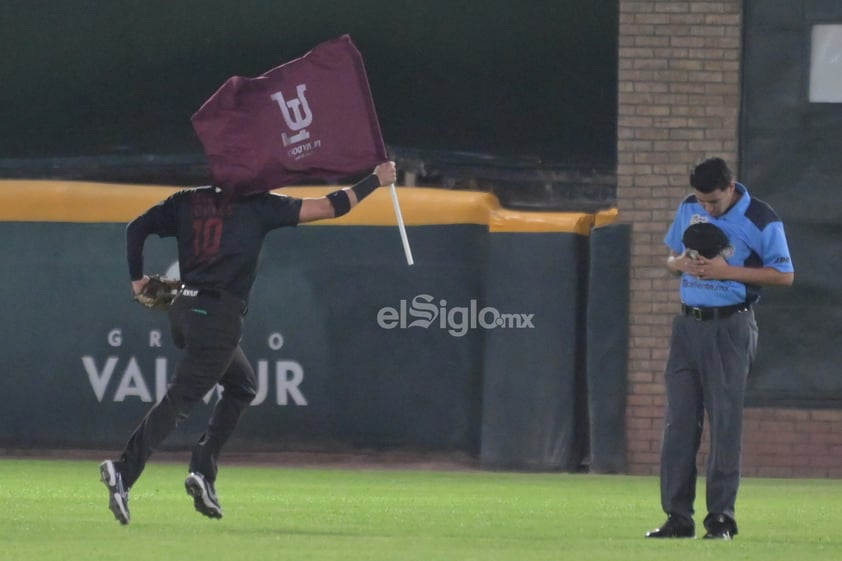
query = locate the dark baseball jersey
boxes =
[127,186,302,302]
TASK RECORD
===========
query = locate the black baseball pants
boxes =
[117,290,256,488]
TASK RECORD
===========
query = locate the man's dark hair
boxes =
[690,157,732,193]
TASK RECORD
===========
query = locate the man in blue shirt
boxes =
[645,157,794,540]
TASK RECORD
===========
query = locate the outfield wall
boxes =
[0,181,628,472]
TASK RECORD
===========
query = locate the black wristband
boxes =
[326,189,351,217]
[351,174,381,203]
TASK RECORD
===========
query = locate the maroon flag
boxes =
[191,35,387,195]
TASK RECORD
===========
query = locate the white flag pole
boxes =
[389,183,414,265]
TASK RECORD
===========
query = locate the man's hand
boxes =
[133,275,182,310]
[685,255,729,280]
[667,250,700,276]
[132,275,150,296]
[374,161,397,186]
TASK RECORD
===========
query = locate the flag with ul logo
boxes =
[191,35,387,195]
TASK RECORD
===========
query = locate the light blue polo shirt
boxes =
[664,182,794,307]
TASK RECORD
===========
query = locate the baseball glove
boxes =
[682,222,731,259]
[134,275,182,311]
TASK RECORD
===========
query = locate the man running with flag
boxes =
[100,35,398,525]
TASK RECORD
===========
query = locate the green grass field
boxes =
[1,458,841,561]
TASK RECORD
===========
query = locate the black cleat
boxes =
[703,528,732,540]
[703,514,735,540]
[100,460,130,525]
[185,472,223,519]
[645,515,695,538]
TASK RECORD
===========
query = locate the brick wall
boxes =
[617,0,842,477]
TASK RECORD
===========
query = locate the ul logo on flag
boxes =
[270,84,313,146]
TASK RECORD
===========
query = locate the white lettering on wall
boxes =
[268,332,284,351]
[155,357,168,402]
[83,352,307,406]
[113,358,153,402]
[149,330,162,348]
[107,329,122,347]
[82,356,119,402]
[276,361,307,406]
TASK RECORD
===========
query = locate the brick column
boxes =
[617,0,842,478]
[617,0,742,475]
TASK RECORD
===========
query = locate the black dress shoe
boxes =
[645,516,695,538]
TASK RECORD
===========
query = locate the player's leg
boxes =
[100,299,238,523]
[701,310,758,538]
[189,345,257,481]
[649,317,704,537]
[186,345,256,519]
[116,297,241,488]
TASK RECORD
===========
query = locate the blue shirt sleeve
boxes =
[664,202,687,254]
[761,221,795,273]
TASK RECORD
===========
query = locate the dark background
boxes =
[741,0,842,406]
[0,1,618,209]
[5,1,842,406]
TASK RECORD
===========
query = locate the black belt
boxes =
[681,302,751,321]
[179,286,223,299]
[178,286,248,315]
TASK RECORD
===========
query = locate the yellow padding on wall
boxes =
[0,180,499,226]
[594,207,619,228]
[0,181,181,223]
[0,180,613,234]
[274,186,500,226]
[490,209,594,235]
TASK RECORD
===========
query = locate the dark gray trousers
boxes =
[659,308,758,530]
[118,291,256,488]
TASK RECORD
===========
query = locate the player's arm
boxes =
[126,199,176,295]
[126,216,153,293]
[689,257,794,286]
[670,249,794,285]
[718,263,793,286]
[297,161,397,224]
[689,222,794,286]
